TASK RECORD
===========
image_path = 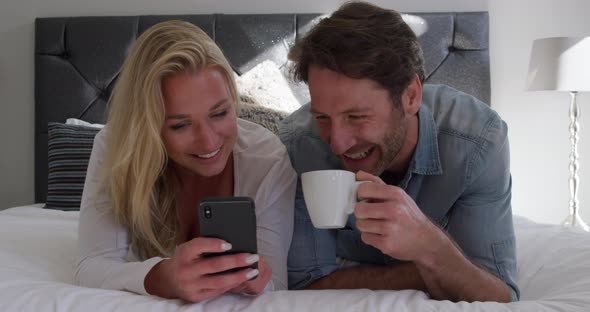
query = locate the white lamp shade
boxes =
[526,36,590,92]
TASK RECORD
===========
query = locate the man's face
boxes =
[308,66,408,176]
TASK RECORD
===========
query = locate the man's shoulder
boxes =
[423,84,506,146]
[421,85,509,186]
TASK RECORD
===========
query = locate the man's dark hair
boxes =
[289,1,425,105]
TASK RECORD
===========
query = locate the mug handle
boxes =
[346,181,368,214]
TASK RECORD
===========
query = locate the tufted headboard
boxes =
[34,12,489,203]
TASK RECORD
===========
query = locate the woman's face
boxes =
[161,67,237,178]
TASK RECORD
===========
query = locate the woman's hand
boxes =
[230,256,272,295]
[145,237,260,303]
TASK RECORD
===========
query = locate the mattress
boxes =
[1,205,589,312]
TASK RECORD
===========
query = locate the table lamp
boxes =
[526,36,590,231]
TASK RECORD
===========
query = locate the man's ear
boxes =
[402,74,422,115]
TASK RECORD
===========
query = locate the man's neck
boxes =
[380,170,407,186]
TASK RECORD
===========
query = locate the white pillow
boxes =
[65,118,104,128]
[235,60,302,113]
[402,14,428,37]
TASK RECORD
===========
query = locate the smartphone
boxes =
[199,197,258,271]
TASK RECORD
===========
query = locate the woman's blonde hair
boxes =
[102,20,238,259]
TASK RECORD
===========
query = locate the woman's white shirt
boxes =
[75,119,296,294]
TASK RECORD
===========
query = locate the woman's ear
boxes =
[402,74,422,115]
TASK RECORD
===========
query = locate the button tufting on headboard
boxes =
[34,12,490,203]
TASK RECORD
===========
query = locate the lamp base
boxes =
[562,213,590,232]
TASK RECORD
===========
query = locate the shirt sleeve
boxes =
[445,114,520,301]
[251,136,298,291]
[74,130,165,295]
[286,178,340,289]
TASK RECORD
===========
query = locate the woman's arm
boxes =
[75,130,165,294]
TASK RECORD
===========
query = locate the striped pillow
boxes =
[45,123,100,211]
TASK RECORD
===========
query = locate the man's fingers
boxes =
[357,182,405,202]
[356,170,385,184]
[360,232,385,249]
[354,201,395,220]
[356,218,391,235]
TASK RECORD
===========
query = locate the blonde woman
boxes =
[75,20,296,302]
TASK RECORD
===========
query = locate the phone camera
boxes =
[204,206,212,219]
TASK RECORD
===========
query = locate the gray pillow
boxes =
[45,122,100,211]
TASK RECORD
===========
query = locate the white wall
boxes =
[489,0,590,224]
[1,0,589,226]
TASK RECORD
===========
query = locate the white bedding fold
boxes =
[1,206,589,312]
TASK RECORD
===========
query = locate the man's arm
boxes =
[351,112,516,302]
[304,213,511,302]
[353,169,513,303]
[288,121,515,301]
[306,262,425,291]
[285,173,426,292]
[286,176,427,292]
[431,115,518,302]
[413,232,512,302]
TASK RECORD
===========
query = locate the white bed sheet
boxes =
[1,206,589,312]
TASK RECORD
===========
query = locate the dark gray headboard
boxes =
[34,12,489,203]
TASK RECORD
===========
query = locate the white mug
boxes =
[301,170,364,229]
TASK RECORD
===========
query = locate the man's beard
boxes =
[369,112,408,176]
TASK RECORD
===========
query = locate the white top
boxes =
[75,119,297,295]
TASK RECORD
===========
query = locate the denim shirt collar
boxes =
[410,104,442,176]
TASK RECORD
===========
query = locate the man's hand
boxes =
[354,170,446,264]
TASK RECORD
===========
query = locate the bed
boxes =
[1,11,588,312]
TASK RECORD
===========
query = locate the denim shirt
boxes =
[279,84,519,301]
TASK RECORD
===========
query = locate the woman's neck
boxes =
[175,153,234,198]
[174,153,235,241]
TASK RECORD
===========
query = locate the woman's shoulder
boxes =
[234,119,296,204]
[94,127,107,142]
